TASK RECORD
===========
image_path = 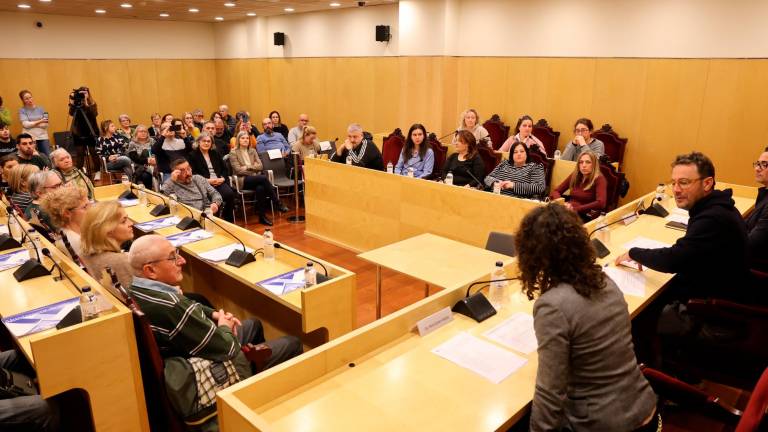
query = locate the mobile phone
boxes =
[664,221,687,231]
[170,124,182,132]
[43,112,49,120]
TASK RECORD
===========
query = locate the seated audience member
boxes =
[518,204,658,432]
[0,154,18,192]
[192,108,205,130]
[290,126,322,161]
[330,123,384,170]
[40,185,89,257]
[126,124,156,190]
[394,123,434,179]
[256,118,291,156]
[16,133,51,170]
[499,115,546,154]
[161,158,222,215]
[213,118,233,153]
[269,111,290,141]
[228,119,257,150]
[80,200,135,290]
[152,122,192,183]
[8,163,40,214]
[452,108,491,148]
[442,130,486,188]
[0,96,10,125]
[188,133,235,222]
[161,113,174,125]
[182,112,201,139]
[748,148,768,268]
[219,104,237,134]
[209,111,222,123]
[18,89,51,157]
[148,112,162,137]
[96,120,133,178]
[51,148,94,201]
[549,151,607,220]
[230,131,288,226]
[561,118,605,161]
[484,142,545,199]
[288,113,310,145]
[127,235,303,400]
[24,171,62,230]
[0,349,60,432]
[116,114,135,140]
[0,122,16,156]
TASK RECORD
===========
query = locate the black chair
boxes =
[225,156,274,224]
[485,231,516,257]
[258,152,302,204]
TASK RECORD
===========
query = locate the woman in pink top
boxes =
[550,151,607,221]
[499,115,546,154]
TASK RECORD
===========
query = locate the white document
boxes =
[604,266,646,297]
[622,236,672,251]
[665,208,689,225]
[482,313,538,355]
[267,149,282,160]
[165,229,213,247]
[199,243,255,262]
[134,216,181,232]
[431,332,528,384]
[319,141,332,151]
[0,249,30,272]
[119,198,139,207]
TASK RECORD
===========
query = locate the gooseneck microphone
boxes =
[453,277,521,323]
[172,198,202,230]
[274,242,329,277]
[137,186,171,216]
[464,277,521,298]
[41,248,83,293]
[436,130,459,142]
[587,206,645,258]
[199,212,255,268]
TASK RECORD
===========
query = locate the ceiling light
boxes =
[188,8,199,12]
[284,7,294,12]
[120,3,132,8]
[39,0,52,3]
[94,8,106,13]
[159,12,169,17]
[330,2,341,6]
[246,12,256,16]
[215,16,224,21]
[224,2,236,6]
[17,4,31,8]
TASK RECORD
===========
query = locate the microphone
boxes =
[588,207,643,258]
[12,225,52,282]
[199,212,255,268]
[274,242,329,278]
[136,186,171,216]
[173,198,202,230]
[453,277,520,323]
[455,165,484,189]
[436,130,458,142]
[41,248,83,293]
[639,191,669,218]
[118,183,138,200]
[0,205,22,252]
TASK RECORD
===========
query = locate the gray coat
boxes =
[530,278,656,431]
[161,174,222,211]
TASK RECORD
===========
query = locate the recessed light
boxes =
[159,12,169,17]
[246,12,256,16]
[224,2,236,6]
[188,8,199,12]
[330,2,341,6]
[17,4,31,9]
[94,8,106,13]
[284,7,294,12]
[39,0,52,3]
[215,16,224,21]
[120,3,132,8]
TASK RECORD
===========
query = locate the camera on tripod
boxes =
[70,86,88,107]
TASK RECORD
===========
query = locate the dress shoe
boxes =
[278,204,290,213]
[259,214,273,226]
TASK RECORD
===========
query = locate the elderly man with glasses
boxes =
[747,147,768,269]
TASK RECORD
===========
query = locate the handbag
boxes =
[163,356,241,424]
[0,367,38,399]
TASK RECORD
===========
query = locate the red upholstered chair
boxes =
[477,146,502,179]
[532,119,560,158]
[427,133,447,180]
[482,114,510,151]
[527,148,554,190]
[598,160,624,212]
[381,128,405,167]
[592,124,628,168]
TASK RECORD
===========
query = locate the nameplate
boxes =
[319,141,332,151]
[416,307,453,337]
[623,215,638,225]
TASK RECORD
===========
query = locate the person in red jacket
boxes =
[549,151,607,221]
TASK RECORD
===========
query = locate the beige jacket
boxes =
[229,148,263,189]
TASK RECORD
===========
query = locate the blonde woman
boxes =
[116,114,135,140]
[549,151,607,221]
[80,201,135,290]
[8,163,40,214]
[40,186,89,257]
[290,125,322,160]
[452,108,491,148]
[182,112,201,139]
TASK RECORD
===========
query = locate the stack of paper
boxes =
[257,268,306,296]
[165,229,213,247]
[135,216,181,232]
[2,297,80,337]
[622,236,672,251]
[431,332,528,384]
[0,249,30,272]
[199,243,255,262]
[119,199,139,207]
[482,313,538,354]
[604,266,646,297]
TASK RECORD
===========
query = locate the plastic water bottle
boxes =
[595,213,610,244]
[169,193,178,214]
[79,286,99,321]
[386,162,393,173]
[493,181,502,194]
[407,167,415,178]
[655,183,666,203]
[553,149,561,160]
[445,171,454,185]
[346,155,353,165]
[489,261,507,310]
[138,184,147,206]
[7,210,20,241]
[25,229,37,260]
[304,262,317,288]
[263,228,275,261]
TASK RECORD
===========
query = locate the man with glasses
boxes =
[256,118,290,156]
[162,158,222,215]
[747,148,768,269]
[25,170,62,230]
[287,113,310,145]
[16,133,50,170]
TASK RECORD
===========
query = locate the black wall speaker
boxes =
[274,32,285,46]
[375,25,391,42]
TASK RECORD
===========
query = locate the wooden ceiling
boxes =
[3,0,396,22]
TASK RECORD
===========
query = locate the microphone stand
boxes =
[200,213,255,268]
[287,151,305,224]
[453,277,520,322]
[588,209,643,258]
[436,130,457,142]
[41,248,83,293]
[173,198,202,230]
[274,242,329,277]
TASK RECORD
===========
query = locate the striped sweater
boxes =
[484,161,546,199]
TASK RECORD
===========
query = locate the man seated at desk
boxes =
[161,158,222,215]
[330,123,384,171]
[0,349,60,431]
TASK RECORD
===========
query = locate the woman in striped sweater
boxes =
[484,142,546,199]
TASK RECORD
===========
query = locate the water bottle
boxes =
[79,286,99,321]
[595,213,610,244]
[407,167,415,178]
[346,155,353,165]
[7,210,20,240]
[169,193,178,214]
[489,261,507,310]
[386,162,393,174]
[204,206,213,218]
[263,228,275,261]
[25,229,37,260]
[493,181,502,194]
[655,183,666,203]
[121,174,130,187]
[138,184,147,206]
[553,149,561,160]
[304,262,317,288]
[445,171,454,185]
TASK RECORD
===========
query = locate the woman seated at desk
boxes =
[441,130,485,188]
[549,151,607,221]
[516,204,658,432]
[290,125,322,161]
[452,108,492,148]
[41,185,89,257]
[561,118,605,162]
[80,200,135,291]
[484,142,545,199]
[7,163,39,215]
[498,115,546,154]
[394,123,434,179]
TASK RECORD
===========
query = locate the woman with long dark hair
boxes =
[516,204,658,432]
[269,110,289,141]
[441,130,485,188]
[498,115,546,154]
[394,123,434,178]
[484,141,545,199]
[188,132,236,222]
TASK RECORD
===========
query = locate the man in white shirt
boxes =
[287,113,310,145]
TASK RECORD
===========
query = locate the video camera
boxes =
[70,87,89,107]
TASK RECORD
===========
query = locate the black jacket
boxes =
[441,153,486,187]
[746,187,768,267]
[330,138,384,171]
[188,148,229,179]
[629,189,751,302]
[152,136,193,174]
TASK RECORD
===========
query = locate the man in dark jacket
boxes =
[747,147,768,270]
[330,124,384,171]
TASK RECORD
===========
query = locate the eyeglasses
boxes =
[574,128,590,133]
[753,161,768,170]
[669,178,704,189]
[145,249,182,265]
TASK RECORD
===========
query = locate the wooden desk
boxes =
[0,212,149,431]
[358,233,514,318]
[303,158,543,252]
[95,184,356,344]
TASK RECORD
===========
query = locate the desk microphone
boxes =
[174,198,202,230]
[639,192,669,218]
[453,277,520,322]
[0,205,22,252]
[274,242,329,277]
[118,183,138,200]
[41,248,83,293]
[455,165,484,189]
[139,187,171,216]
[11,222,51,282]
[588,206,644,258]
[200,212,255,268]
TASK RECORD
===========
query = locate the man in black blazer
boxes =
[747,147,768,270]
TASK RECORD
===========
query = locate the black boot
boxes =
[259,213,273,226]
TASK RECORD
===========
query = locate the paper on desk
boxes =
[604,266,646,297]
[135,216,181,232]
[0,224,8,235]
[622,236,672,251]
[119,198,139,207]
[665,208,689,225]
[199,243,255,262]
[432,332,528,384]
[2,296,80,337]
[267,149,282,160]
[482,313,538,354]
[165,229,213,247]
[0,249,30,272]
[319,141,332,151]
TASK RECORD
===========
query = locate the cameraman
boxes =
[68,87,99,177]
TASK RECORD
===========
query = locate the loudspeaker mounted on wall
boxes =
[375,25,391,42]
[274,32,285,46]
